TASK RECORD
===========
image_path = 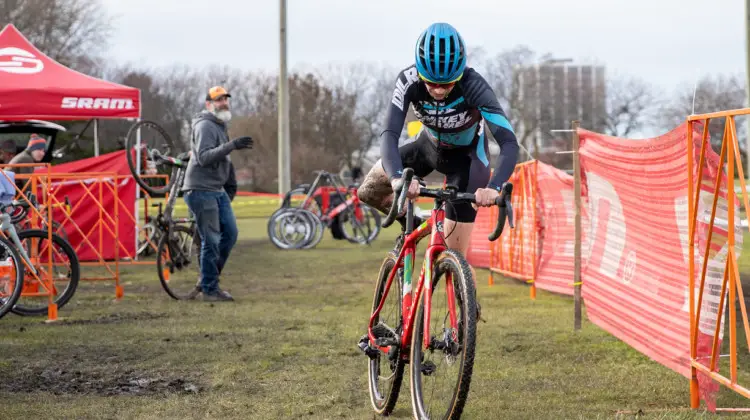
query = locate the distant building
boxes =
[516,60,606,154]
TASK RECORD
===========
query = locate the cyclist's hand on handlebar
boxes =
[231,136,254,150]
[391,177,421,200]
[474,187,500,207]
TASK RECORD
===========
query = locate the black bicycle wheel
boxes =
[0,235,25,320]
[409,249,477,420]
[125,120,177,197]
[367,251,405,416]
[11,229,80,316]
[157,224,200,300]
[340,203,381,244]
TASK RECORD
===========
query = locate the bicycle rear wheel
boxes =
[367,251,405,416]
[409,249,477,420]
[0,235,24,320]
[125,120,178,197]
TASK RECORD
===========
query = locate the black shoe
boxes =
[203,289,234,302]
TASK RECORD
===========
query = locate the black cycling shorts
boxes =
[397,125,491,223]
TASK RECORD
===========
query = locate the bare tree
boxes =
[473,45,541,157]
[602,75,660,137]
[227,72,367,192]
[660,73,746,150]
[315,62,396,170]
[0,0,114,72]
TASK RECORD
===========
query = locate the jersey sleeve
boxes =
[462,70,520,190]
[380,66,421,180]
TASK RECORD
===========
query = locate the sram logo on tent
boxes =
[61,97,134,110]
[0,47,44,74]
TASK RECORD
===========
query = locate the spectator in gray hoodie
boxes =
[182,86,253,302]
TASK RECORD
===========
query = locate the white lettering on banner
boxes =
[0,47,44,74]
[586,172,627,281]
[391,67,419,111]
[674,196,689,264]
[61,97,134,110]
[622,251,637,284]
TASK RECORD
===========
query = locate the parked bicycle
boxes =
[0,192,80,316]
[137,201,195,258]
[125,120,200,300]
[268,170,380,249]
[10,192,71,244]
[357,167,514,419]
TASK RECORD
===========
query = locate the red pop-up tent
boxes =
[0,24,141,121]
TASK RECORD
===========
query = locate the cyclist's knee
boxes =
[443,219,475,255]
[357,164,391,208]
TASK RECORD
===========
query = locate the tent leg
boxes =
[94,119,99,156]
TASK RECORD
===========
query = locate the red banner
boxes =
[534,162,588,295]
[38,150,136,261]
[578,122,740,410]
[468,122,739,410]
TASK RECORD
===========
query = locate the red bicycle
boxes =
[357,167,514,419]
[269,170,380,249]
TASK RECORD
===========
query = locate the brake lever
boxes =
[504,195,514,229]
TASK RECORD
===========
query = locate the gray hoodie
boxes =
[182,110,237,193]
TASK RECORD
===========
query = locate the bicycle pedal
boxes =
[420,361,437,376]
[357,334,379,360]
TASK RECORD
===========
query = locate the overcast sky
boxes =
[101,0,746,97]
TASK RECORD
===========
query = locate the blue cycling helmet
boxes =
[415,23,466,84]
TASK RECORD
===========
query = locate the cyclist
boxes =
[357,22,520,315]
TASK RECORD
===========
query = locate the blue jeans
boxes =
[183,190,238,295]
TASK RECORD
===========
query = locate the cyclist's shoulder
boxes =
[390,64,421,111]
[393,64,420,86]
[458,67,497,105]
[458,67,491,91]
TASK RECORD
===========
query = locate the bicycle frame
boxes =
[367,199,457,354]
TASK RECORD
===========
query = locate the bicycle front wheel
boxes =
[11,229,80,316]
[157,225,200,300]
[409,249,477,420]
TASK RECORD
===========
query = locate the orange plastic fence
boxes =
[0,164,74,321]
[687,109,750,410]
[487,160,538,299]
[0,165,138,321]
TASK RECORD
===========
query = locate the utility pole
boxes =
[278,0,291,196]
[746,0,750,175]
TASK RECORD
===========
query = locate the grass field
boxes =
[1,207,750,419]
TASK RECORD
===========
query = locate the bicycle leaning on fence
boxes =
[357,167,514,420]
[125,120,200,301]
[0,192,80,317]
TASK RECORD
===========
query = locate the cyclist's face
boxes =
[423,80,455,100]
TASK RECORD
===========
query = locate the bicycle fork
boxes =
[358,249,415,360]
